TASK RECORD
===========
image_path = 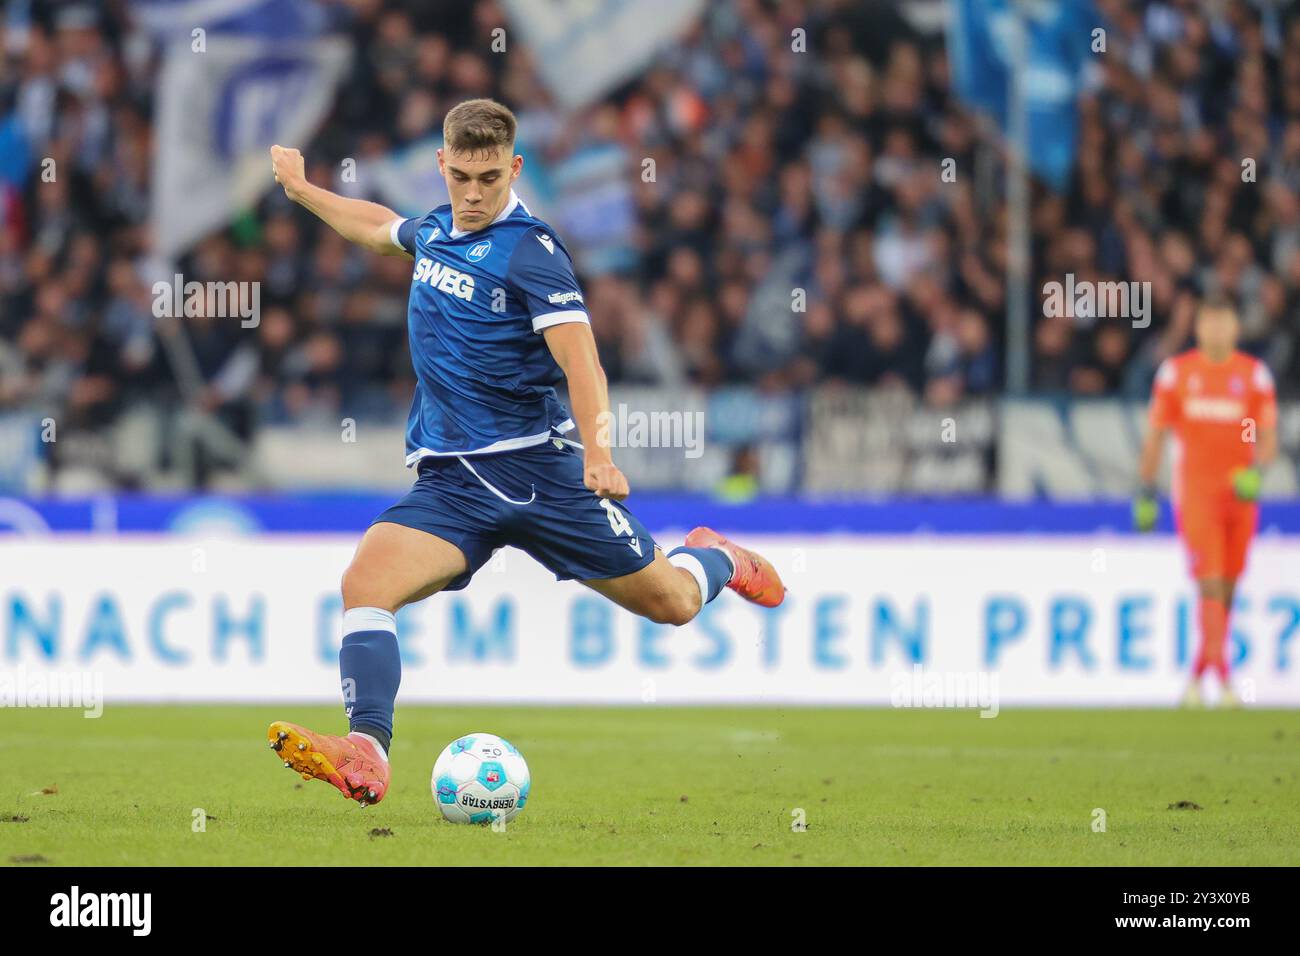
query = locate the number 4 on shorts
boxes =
[600,499,642,556]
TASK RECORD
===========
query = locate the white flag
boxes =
[150,36,350,259]
[501,0,704,111]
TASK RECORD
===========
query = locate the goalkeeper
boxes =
[1132,297,1277,707]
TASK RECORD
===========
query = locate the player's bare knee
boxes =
[339,564,366,609]
[677,585,703,625]
[341,561,396,613]
[652,585,700,627]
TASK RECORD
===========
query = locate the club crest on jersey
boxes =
[413,256,474,301]
[466,239,492,262]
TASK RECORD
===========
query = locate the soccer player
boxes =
[1133,295,1277,707]
[263,99,785,806]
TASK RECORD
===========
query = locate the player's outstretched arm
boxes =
[270,145,409,257]
[1257,425,1278,467]
[1137,424,1166,489]
[1233,361,1279,501]
[1133,424,1166,531]
[543,321,629,500]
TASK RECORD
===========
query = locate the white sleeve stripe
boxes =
[532,310,590,332]
[1155,358,1177,387]
[389,217,407,251]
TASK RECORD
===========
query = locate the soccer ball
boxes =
[431,732,531,825]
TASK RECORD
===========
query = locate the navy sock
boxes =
[666,545,734,604]
[339,607,400,753]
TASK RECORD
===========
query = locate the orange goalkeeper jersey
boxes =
[1148,349,1277,502]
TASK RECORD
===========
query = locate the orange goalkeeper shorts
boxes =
[1174,491,1258,581]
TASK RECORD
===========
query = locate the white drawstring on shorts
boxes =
[455,454,537,506]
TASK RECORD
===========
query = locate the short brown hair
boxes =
[1197,291,1239,318]
[443,99,516,158]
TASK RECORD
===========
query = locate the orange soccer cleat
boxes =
[267,721,390,807]
[685,526,786,608]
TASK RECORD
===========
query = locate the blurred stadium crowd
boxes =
[0,0,1297,490]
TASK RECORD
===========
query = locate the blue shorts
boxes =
[373,440,658,591]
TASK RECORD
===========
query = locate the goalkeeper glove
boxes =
[1231,465,1262,502]
[1132,484,1158,532]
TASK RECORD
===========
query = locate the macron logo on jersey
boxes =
[536,233,555,254]
[413,257,474,302]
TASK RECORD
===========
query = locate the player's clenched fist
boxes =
[270,144,306,200]
[585,460,629,500]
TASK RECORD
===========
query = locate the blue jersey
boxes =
[390,190,589,463]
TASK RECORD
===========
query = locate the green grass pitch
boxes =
[2,705,1298,866]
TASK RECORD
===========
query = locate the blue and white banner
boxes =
[501,0,705,111]
[0,414,42,495]
[947,0,1095,189]
[341,137,451,220]
[2,536,1296,707]
[131,0,331,40]
[138,0,349,259]
[549,141,636,274]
